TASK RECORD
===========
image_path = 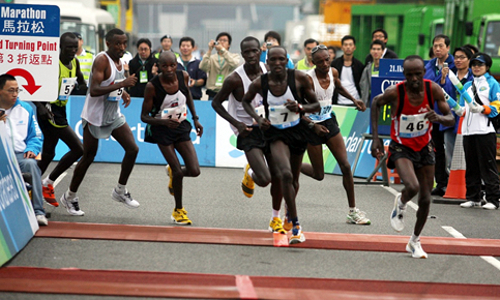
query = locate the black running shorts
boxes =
[236,126,268,153]
[144,120,192,146]
[387,140,435,170]
[263,123,308,155]
[305,116,341,146]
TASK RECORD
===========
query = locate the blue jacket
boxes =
[6,100,43,154]
[424,55,458,132]
[176,57,207,100]
[260,50,295,69]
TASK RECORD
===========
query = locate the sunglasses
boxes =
[311,44,327,54]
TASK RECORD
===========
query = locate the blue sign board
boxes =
[0,3,60,37]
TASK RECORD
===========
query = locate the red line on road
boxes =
[35,221,500,256]
[0,266,499,299]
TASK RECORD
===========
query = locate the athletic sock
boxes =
[272,209,280,218]
[410,233,420,243]
[116,183,126,194]
[291,217,299,227]
[42,177,54,186]
[248,168,254,180]
[349,207,356,214]
[398,197,406,209]
[66,190,77,202]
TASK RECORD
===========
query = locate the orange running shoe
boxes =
[43,184,59,207]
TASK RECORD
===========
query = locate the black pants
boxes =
[463,133,500,207]
[432,125,448,189]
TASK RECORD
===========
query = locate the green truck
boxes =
[350,0,500,78]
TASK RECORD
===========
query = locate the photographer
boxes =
[199,32,240,100]
[260,31,294,69]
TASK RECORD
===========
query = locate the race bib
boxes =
[255,105,265,119]
[399,113,429,138]
[309,99,332,122]
[58,77,77,101]
[161,104,187,122]
[107,79,125,102]
[269,104,300,129]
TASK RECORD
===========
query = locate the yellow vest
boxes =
[77,51,93,83]
[154,51,180,59]
[52,59,77,107]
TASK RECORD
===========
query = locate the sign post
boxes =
[0,3,60,101]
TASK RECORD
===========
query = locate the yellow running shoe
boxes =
[241,164,254,198]
[283,208,293,231]
[166,165,174,196]
[171,207,192,225]
[268,217,286,234]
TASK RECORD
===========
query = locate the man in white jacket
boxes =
[0,74,47,226]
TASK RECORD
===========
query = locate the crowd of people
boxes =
[1,26,499,258]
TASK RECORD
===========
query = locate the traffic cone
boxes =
[439,117,466,203]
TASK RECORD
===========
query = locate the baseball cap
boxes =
[160,35,172,42]
[72,32,83,40]
[470,54,486,64]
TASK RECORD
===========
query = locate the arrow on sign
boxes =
[7,68,42,94]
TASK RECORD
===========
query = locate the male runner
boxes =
[371,55,454,258]
[60,29,140,215]
[212,36,285,234]
[301,44,371,225]
[34,32,85,207]
[242,46,320,244]
[141,52,203,225]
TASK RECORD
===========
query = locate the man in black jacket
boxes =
[331,35,364,105]
[128,38,158,97]
[364,28,398,65]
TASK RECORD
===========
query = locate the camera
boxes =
[214,41,219,46]
[443,62,448,68]
[266,42,273,47]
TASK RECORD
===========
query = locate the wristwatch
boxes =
[307,122,315,129]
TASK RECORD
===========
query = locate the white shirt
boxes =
[338,66,359,105]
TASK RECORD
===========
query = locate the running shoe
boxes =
[482,202,498,210]
[241,164,254,198]
[268,217,286,234]
[36,214,48,226]
[42,184,59,207]
[112,189,140,208]
[346,208,371,225]
[289,225,306,244]
[171,207,192,225]
[390,193,405,232]
[283,208,293,232]
[60,193,85,216]
[166,165,174,196]
[406,240,428,259]
[460,200,483,208]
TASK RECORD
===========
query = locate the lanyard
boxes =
[217,54,225,70]
[139,59,148,71]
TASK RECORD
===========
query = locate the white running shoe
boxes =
[60,193,85,216]
[390,193,405,232]
[482,202,498,210]
[460,201,483,208]
[346,208,371,225]
[406,240,428,259]
[36,214,48,226]
[112,189,140,208]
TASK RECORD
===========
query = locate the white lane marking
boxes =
[53,172,67,188]
[442,226,500,271]
[382,186,419,211]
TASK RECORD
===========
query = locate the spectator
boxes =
[176,36,207,100]
[424,34,458,197]
[331,35,364,105]
[453,47,473,91]
[360,40,385,106]
[260,31,294,69]
[200,32,240,100]
[364,28,398,65]
[327,46,338,61]
[459,53,500,210]
[74,32,93,92]
[296,38,319,71]
[154,35,180,59]
[428,46,435,59]
[0,74,47,226]
[128,38,159,97]
[463,44,479,55]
